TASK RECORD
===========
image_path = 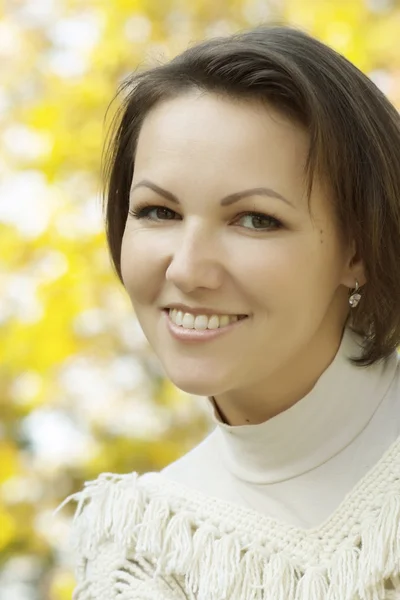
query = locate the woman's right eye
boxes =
[128,205,179,221]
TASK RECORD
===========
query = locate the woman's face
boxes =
[121,92,358,399]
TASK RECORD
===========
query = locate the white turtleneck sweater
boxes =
[161,326,400,529]
[60,326,400,599]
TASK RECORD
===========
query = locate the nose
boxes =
[165,225,224,293]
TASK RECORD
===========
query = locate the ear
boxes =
[341,239,367,289]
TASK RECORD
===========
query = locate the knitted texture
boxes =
[56,433,400,600]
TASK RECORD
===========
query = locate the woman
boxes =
[57,25,400,599]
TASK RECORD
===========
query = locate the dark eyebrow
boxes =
[130,179,293,208]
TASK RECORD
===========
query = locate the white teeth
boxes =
[169,309,240,330]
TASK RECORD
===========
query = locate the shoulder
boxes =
[59,468,267,599]
[63,469,228,563]
[60,467,260,593]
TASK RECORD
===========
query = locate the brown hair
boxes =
[102,25,400,367]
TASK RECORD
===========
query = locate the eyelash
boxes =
[128,203,283,232]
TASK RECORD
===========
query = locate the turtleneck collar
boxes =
[207,327,399,484]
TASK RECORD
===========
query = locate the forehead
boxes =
[136,92,309,164]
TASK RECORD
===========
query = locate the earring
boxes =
[349,280,362,308]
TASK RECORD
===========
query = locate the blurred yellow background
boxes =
[1,0,400,598]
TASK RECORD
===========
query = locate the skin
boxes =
[121,91,366,426]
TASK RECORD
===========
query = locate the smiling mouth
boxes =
[163,308,248,328]
[162,308,249,342]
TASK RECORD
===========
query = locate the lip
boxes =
[162,309,249,343]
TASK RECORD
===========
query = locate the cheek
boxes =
[237,238,313,287]
[242,236,335,305]
[120,230,160,305]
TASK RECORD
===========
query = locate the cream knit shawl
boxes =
[56,434,400,600]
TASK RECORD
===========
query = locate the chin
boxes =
[165,374,220,398]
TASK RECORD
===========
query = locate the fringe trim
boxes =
[55,472,400,600]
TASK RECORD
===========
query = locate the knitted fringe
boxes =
[54,472,400,600]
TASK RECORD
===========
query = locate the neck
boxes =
[212,324,346,426]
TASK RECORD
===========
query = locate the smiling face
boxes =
[120,91,363,417]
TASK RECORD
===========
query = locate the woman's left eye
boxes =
[128,205,283,231]
[235,211,283,231]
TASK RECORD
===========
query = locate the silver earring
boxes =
[349,280,362,308]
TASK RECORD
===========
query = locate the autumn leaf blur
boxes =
[1,0,399,598]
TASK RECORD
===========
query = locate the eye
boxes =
[129,205,178,221]
[128,204,283,232]
[234,211,283,231]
